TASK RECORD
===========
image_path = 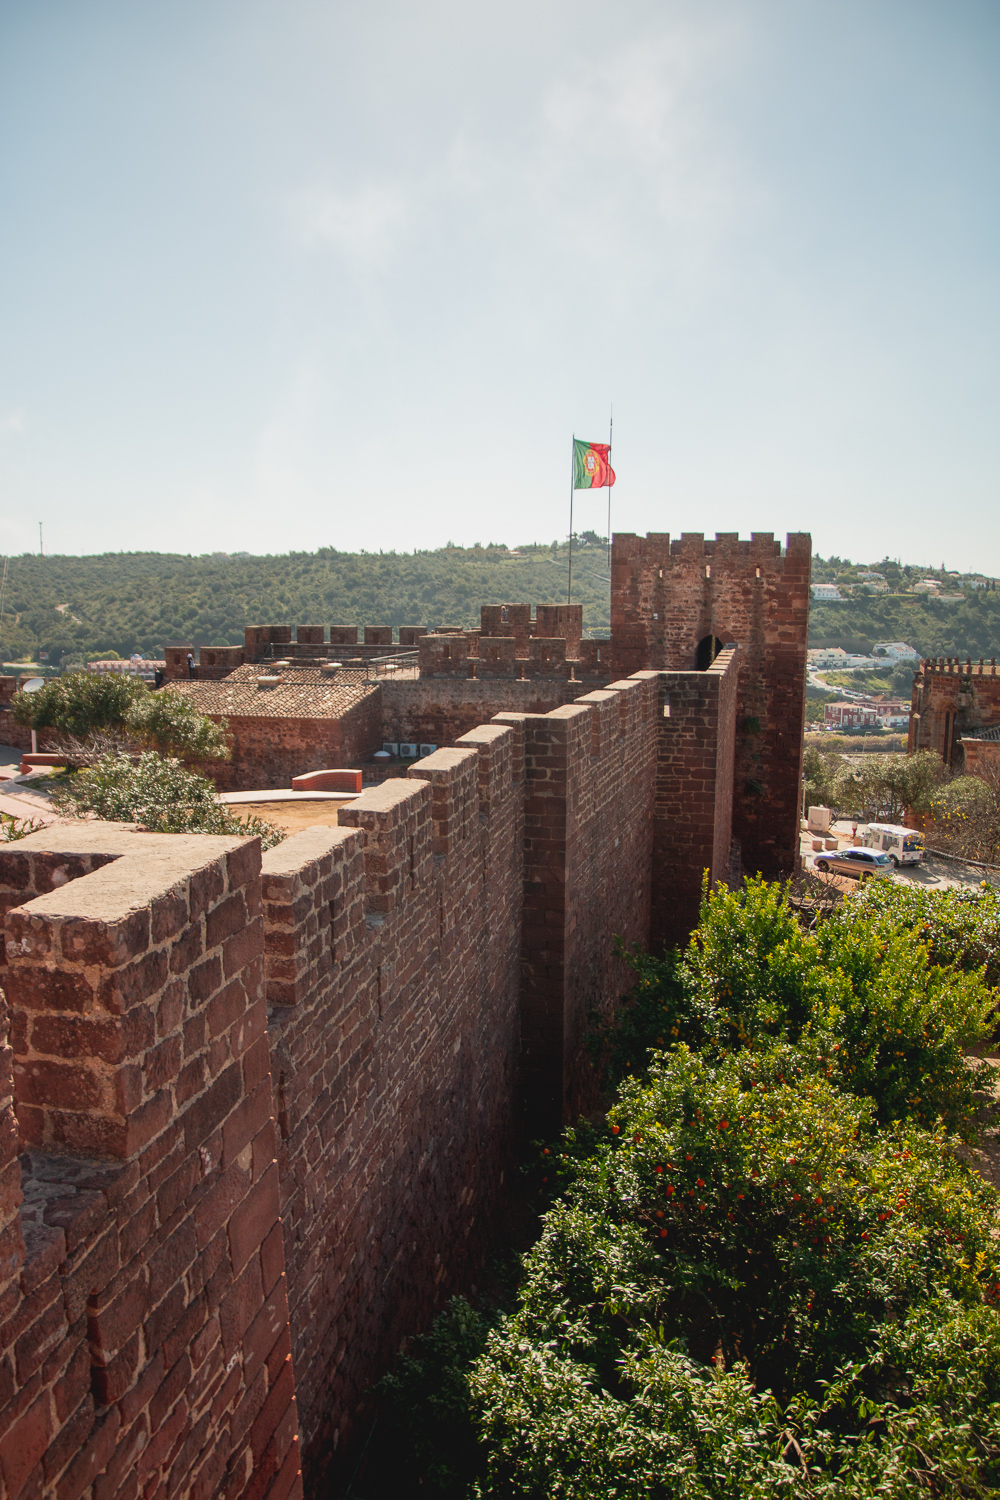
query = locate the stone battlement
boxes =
[909,656,1000,766]
[916,656,999,677]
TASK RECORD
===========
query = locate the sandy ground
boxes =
[233,801,346,834]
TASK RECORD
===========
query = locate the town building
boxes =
[871,641,920,662]
[808,647,874,669]
[824,702,879,727]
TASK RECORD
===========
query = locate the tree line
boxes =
[4,544,999,670]
[0,542,613,665]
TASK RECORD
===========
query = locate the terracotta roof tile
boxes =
[169,665,378,720]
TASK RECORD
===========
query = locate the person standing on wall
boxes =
[186,652,194,678]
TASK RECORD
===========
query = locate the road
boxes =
[800,819,995,893]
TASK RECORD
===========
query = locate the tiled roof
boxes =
[968,723,1000,742]
[168,664,378,720]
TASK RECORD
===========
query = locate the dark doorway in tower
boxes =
[696,635,724,670]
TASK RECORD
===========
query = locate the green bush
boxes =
[11,672,228,762]
[375,1299,495,1498]
[12,670,143,738]
[468,1051,1000,1498]
[368,880,1000,1498]
[52,752,283,848]
[846,879,1000,988]
[472,1302,1000,1498]
[606,879,996,1138]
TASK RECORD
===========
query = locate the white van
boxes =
[861,823,925,866]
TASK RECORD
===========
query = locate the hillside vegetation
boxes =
[0,543,613,665]
[2,543,999,667]
[810,593,1000,662]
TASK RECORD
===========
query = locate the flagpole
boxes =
[606,406,613,570]
[568,434,575,605]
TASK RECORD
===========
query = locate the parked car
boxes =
[814,847,894,881]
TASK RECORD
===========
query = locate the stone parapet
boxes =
[0,825,302,1500]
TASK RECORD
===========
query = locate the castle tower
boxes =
[611,530,811,878]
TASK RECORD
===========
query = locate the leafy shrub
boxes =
[473,1307,1000,1498]
[11,670,142,738]
[367,880,1000,1498]
[846,878,1000,988]
[374,1299,494,1498]
[52,752,283,849]
[468,1050,1000,1498]
[606,879,997,1138]
[11,672,228,763]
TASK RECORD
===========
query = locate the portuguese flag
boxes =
[573,438,615,489]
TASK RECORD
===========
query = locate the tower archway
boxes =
[696,634,724,670]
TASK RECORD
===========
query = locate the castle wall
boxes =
[961,737,1000,778]
[651,650,739,951]
[0,711,40,753]
[909,658,1000,767]
[380,677,601,750]
[0,828,302,1500]
[495,673,660,1134]
[261,727,523,1488]
[610,531,810,878]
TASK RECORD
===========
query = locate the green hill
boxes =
[809,594,1000,661]
[0,541,614,666]
[2,541,998,670]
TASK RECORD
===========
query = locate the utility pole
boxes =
[39,522,43,557]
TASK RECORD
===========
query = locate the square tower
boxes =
[611,530,811,878]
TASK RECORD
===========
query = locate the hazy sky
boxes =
[2,0,998,570]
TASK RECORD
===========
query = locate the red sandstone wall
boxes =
[910,659,1000,766]
[650,651,739,952]
[610,531,810,879]
[0,711,62,755]
[202,697,382,793]
[495,673,659,1133]
[260,725,523,1489]
[380,677,603,750]
[0,664,715,1496]
[0,828,302,1500]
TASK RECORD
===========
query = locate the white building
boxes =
[871,641,921,662]
[811,584,844,601]
[808,647,877,669]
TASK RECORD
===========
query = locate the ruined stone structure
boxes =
[908,657,1000,769]
[0,531,810,1498]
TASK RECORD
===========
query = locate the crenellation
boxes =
[0,826,302,1500]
